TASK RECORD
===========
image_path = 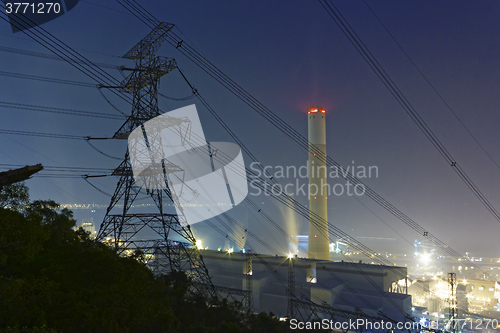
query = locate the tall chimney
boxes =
[308,106,329,260]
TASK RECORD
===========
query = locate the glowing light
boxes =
[196,240,202,249]
[420,253,431,266]
[321,110,325,113]
[227,247,234,254]
[310,108,319,113]
[288,253,293,259]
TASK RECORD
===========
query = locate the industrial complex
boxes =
[4,2,499,331]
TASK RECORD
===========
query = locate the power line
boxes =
[151,79,424,319]
[0,163,113,173]
[0,129,86,140]
[82,176,114,196]
[158,91,195,102]
[0,3,196,134]
[116,0,494,283]
[173,166,412,320]
[36,2,446,322]
[0,31,123,59]
[0,45,119,69]
[0,101,126,120]
[362,0,500,173]
[81,0,136,16]
[0,70,96,87]
[318,0,500,222]
[116,1,493,278]
[0,0,472,322]
[0,69,195,101]
[84,139,123,160]
[109,3,414,317]
[0,5,134,107]
[0,127,123,161]
[173,42,481,270]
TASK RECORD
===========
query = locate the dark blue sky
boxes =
[1,1,499,257]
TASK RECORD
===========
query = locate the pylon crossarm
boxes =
[123,23,175,60]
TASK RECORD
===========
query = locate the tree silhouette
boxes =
[0,186,288,332]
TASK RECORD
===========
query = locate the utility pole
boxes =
[96,22,216,300]
[245,252,253,312]
[288,254,295,319]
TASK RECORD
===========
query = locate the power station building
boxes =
[144,106,412,323]
[201,249,411,322]
[196,106,412,321]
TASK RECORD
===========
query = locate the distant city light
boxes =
[420,253,431,266]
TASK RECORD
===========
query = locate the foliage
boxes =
[0,205,175,332]
[0,182,29,212]
[0,187,288,333]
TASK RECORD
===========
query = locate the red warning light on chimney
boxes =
[309,107,325,114]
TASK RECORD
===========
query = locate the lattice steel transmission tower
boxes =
[97,22,216,300]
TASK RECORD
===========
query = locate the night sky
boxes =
[1,1,499,258]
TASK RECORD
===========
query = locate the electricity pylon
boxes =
[97,22,216,300]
